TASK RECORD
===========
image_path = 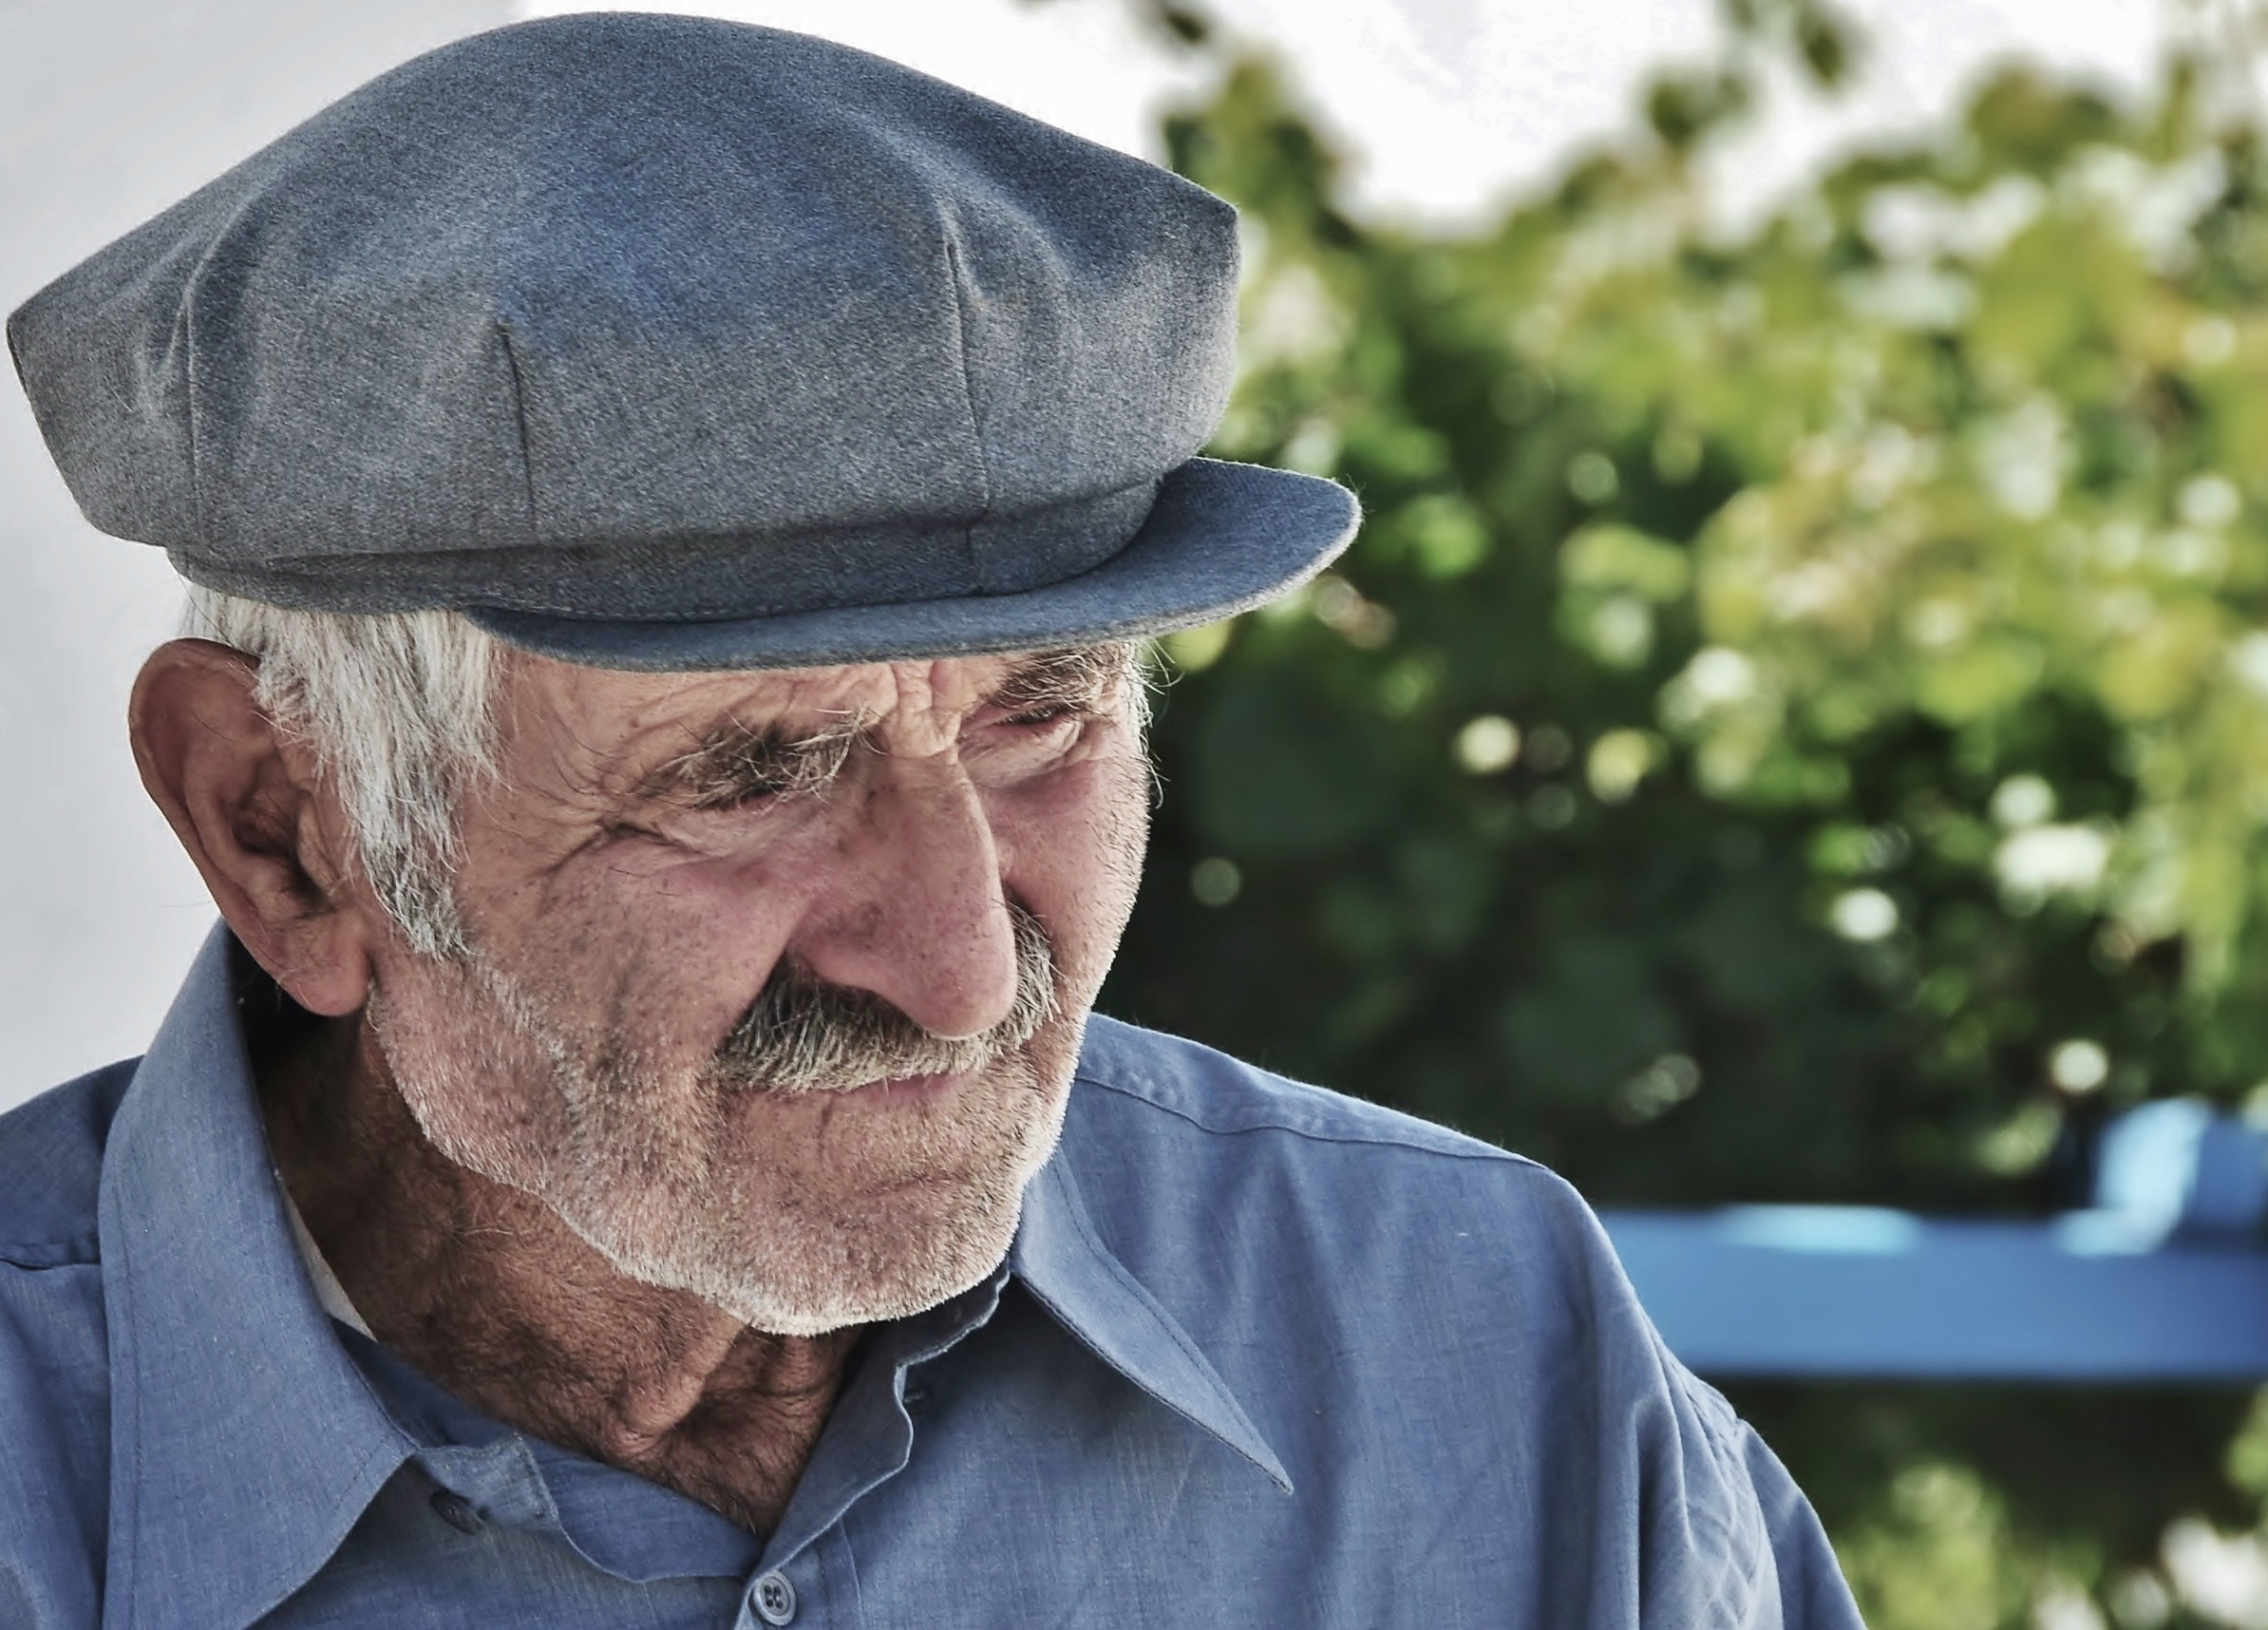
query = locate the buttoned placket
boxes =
[725,1267,1008,1630]
[412,1436,565,1543]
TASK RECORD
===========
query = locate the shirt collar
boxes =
[335,1325,765,1583]
[99,925,413,1630]
[1011,1137,1293,1492]
[97,924,1287,1630]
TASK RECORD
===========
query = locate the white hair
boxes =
[180,585,501,957]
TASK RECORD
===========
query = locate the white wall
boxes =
[0,0,2173,1108]
[0,0,516,1103]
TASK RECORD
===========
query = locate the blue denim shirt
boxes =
[0,928,1862,1629]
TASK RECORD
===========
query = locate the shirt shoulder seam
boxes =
[1071,1067,1540,1170]
[0,1236,100,1271]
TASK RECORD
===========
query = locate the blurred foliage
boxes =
[1085,0,2268,1622]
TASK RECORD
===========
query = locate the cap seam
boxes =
[178,184,273,554]
[179,282,209,553]
[938,227,995,568]
[495,320,543,547]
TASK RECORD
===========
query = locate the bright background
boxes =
[13,3,2268,1624]
[0,0,2167,1107]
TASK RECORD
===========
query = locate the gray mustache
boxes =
[710,902,1058,1095]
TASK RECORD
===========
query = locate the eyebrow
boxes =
[632,642,1143,812]
[986,641,1142,716]
[633,715,864,810]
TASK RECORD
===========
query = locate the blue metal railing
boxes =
[1599,1101,2268,1379]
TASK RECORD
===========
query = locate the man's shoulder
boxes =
[1059,1018,1865,1629]
[0,1059,139,1269]
[0,1066,129,1617]
[1070,1019,1569,1197]
[1065,1014,1601,1270]
[1073,1014,1537,1168]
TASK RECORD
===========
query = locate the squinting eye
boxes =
[1004,704,1085,730]
[694,784,786,812]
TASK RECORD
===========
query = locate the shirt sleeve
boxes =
[1618,1284,1869,1630]
[1726,1402,1868,1630]
[0,1260,111,1630]
[1660,1359,1868,1630]
[1541,1172,1866,1630]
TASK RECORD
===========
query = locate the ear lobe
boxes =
[129,638,375,1016]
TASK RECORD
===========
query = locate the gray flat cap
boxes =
[6,13,1357,670]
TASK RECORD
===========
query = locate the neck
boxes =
[256,1013,860,1537]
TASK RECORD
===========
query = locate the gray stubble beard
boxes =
[374,903,1078,1336]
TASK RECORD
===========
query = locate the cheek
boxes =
[992,752,1151,995]
[366,956,572,1189]
[464,838,821,1065]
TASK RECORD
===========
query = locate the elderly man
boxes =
[0,14,1861,1629]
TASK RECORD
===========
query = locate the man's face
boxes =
[363,646,1151,1336]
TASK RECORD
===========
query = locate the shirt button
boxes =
[429,1488,483,1536]
[752,1570,797,1625]
[902,1379,933,1412]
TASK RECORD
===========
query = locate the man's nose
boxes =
[791,755,1023,1041]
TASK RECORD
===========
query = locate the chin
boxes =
[553,1037,1078,1334]
[557,1160,1038,1336]
[717,1198,1030,1336]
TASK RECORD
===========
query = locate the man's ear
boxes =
[129,638,376,1016]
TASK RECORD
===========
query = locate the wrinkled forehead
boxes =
[494,643,1136,773]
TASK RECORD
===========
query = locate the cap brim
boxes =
[463,457,1358,672]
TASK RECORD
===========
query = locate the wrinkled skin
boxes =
[129,639,1152,1534]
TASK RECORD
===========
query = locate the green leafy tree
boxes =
[1084,0,2268,1621]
